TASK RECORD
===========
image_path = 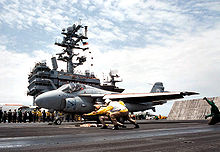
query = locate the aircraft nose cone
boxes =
[35,92,51,108]
[35,90,64,110]
[35,94,46,108]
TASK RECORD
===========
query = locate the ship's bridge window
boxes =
[58,83,84,93]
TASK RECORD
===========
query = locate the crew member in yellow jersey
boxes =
[85,104,110,129]
[46,111,50,122]
[33,109,37,123]
[37,110,42,122]
[108,100,139,130]
[86,99,139,130]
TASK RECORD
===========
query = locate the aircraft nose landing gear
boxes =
[54,118,62,125]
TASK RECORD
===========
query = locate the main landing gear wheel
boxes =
[54,118,62,125]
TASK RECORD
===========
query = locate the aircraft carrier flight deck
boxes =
[0,120,220,152]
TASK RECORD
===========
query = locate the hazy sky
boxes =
[0,0,220,115]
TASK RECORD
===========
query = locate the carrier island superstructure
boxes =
[27,22,124,105]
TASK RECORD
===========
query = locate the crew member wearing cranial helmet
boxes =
[85,99,139,130]
[85,102,110,129]
[107,100,139,130]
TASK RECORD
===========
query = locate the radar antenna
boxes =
[104,70,123,86]
[55,22,89,73]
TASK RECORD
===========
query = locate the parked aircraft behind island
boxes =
[35,82,198,124]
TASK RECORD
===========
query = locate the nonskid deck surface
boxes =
[0,120,220,152]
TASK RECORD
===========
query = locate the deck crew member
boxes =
[8,109,12,123]
[33,109,37,123]
[28,111,33,123]
[12,109,17,123]
[86,99,139,130]
[37,110,42,122]
[3,111,7,123]
[204,97,220,125]
[0,109,2,123]
[18,109,22,123]
[85,104,111,129]
[42,110,46,122]
[23,111,27,123]
[107,100,139,130]
[46,111,51,122]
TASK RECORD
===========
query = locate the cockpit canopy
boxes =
[58,83,84,93]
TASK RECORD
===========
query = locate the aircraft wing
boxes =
[103,91,199,103]
[79,94,105,98]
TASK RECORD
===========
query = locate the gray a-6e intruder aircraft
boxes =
[35,82,198,124]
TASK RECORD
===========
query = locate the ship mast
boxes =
[55,22,89,73]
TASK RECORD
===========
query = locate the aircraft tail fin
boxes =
[150,82,164,93]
